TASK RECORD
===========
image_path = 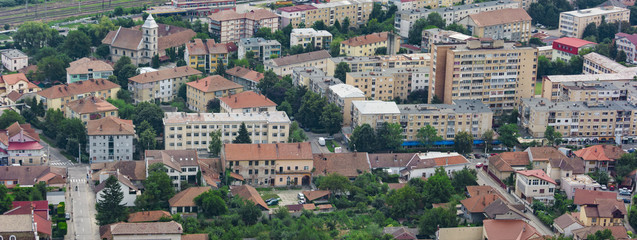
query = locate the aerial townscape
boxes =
[4,0,637,239]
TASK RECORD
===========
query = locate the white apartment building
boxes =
[290,28,333,50]
[615,33,637,64]
[515,169,556,205]
[559,6,630,39]
[145,149,199,190]
[1,49,28,71]
[327,84,365,126]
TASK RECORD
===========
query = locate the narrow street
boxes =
[66,166,99,240]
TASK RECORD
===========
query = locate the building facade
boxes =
[346,68,428,101]
[37,78,120,112]
[515,169,556,205]
[559,6,630,39]
[170,0,236,16]
[264,50,331,76]
[540,72,636,102]
[64,96,119,124]
[552,37,597,62]
[225,66,264,91]
[184,39,231,74]
[326,53,431,76]
[218,91,277,113]
[66,58,114,84]
[615,33,637,64]
[208,9,279,43]
[327,84,365,126]
[238,38,281,62]
[340,32,400,57]
[290,28,333,50]
[459,8,532,42]
[421,28,471,52]
[185,75,244,112]
[87,117,135,162]
[128,66,202,104]
[277,0,373,28]
[0,49,28,71]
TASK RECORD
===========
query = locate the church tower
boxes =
[141,14,159,62]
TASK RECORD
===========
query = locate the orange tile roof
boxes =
[127,210,171,223]
[574,145,623,161]
[526,147,567,162]
[573,189,617,205]
[66,96,118,115]
[583,199,627,218]
[483,219,541,240]
[302,190,330,201]
[226,66,264,83]
[168,186,211,207]
[489,152,530,172]
[209,9,278,22]
[461,194,501,213]
[186,39,230,56]
[516,169,556,185]
[466,185,505,199]
[110,221,183,235]
[223,142,313,161]
[182,234,209,240]
[230,185,269,210]
[1,73,30,85]
[186,75,243,93]
[312,152,371,178]
[66,58,113,75]
[87,116,135,136]
[341,32,390,47]
[270,50,331,67]
[129,66,201,84]
[219,91,276,110]
[468,8,532,27]
[431,155,469,166]
[37,78,120,100]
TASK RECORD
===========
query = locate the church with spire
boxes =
[102,15,196,65]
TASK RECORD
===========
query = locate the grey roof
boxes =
[398,100,492,114]
[521,98,637,112]
[484,198,527,219]
[398,0,519,16]
[561,81,620,91]
[269,50,331,67]
[352,100,400,114]
[239,37,281,47]
[0,49,28,59]
[141,14,158,29]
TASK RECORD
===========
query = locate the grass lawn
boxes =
[535,81,542,95]
[258,191,279,201]
[326,140,340,153]
[0,34,12,41]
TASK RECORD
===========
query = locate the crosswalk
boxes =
[69,178,85,183]
[49,161,74,166]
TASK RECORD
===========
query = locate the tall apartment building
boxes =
[327,84,365,126]
[540,73,636,102]
[421,28,471,52]
[326,53,431,76]
[519,98,637,145]
[128,66,202,104]
[264,50,331,76]
[459,8,532,42]
[276,0,373,28]
[582,52,637,74]
[238,38,281,62]
[340,32,401,57]
[615,33,637,64]
[37,78,120,112]
[208,9,279,43]
[552,37,597,62]
[0,49,28,71]
[549,81,635,102]
[346,68,429,101]
[87,117,135,162]
[163,111,291,150]
[395,0,519,39]
[184,39,231,74]
[170,0,236,16]
[559,6,630,39]
[351,100,493,141]
[430,39,538,115]
[392,0,471,11]
[290,28,333,50]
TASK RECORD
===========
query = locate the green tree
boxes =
[544,126,562,146]
[37,56,68,83]
[427,12,445,28]
[206,99,220,113]
[3,24,9,30]
[316,173,352,195]
[330,39,341,57]
[135,163,175,210]
[451,167,477,193]
[424,167,454,203]
[296,91,327,129]
[256,70,278,96]
[238,200,262,225]
[133,102,164,135]
[582,23,598,40]
[374,47,387,55]
[0,185,12,214]
[151,54,160,68]
[418,207,458,236]
[376,122,403,151]
[96,175,127,225]
[586,229,614,240]
[139,128,157,153]
[482,130,495,152]
[63,30,92,59]
[350,124,376,152]
[454,131,473,154]
[233,122,252,143]
[0,109,26,129]
[288,122,308,143]
[617,50,627,63]
[208,130,222,156]
[387,185,421,218]
[14,21,62,52]
[407,89,428,104]
[334,62,350,82]
[498,124,519,148]
[194,189,227,217]
[176,59,187,67]
[215,60,226,76]
[417,125,442,149]
[96,44,111,59]
[320,103,343,135]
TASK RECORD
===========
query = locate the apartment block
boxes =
[66,58,113,84]
[551,81,627,102]
[226,66,264,91]
[170,0,236,16]
[163,111,291,150]
[37,78,120,112]
[64,96,119,124]
[277,0,373,28]
[582,52,637,74]
[340,32,401,57]
[351,100,401,129]
[430,39,538,115]
[391,0,471,11]
[87,117,135,162]
[238,38,281,62]
[0,49,28,71]
[326,53,431,76]
[559,6,630,39]
[615,33,637,64]
[276,5,317,28]
[185,39,231,74]
[222,142,313,186]
[128,66,202,104]
[421,28,471,52]
[145,149,199,190]
[290,28,333,50]
[208,9,279,43]
[459,8,532,42]
[218,90,277,113]
[395,0,519,39]
[540,72,636,102]
[264,50,331,76]
[519,98,637,145]
[346,67,429,101]
[292,67,343,96]
[327,84,365,126]
[185,75,244,112]
[552,37,597,62]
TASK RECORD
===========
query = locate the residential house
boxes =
[525,147,568,172]
[460,194,501,223]
[340,32,400,57]
[615,32,637,64]
[102,15,196,65]
[400,152,471,179]
[0,123,46,166]
[264,50,331,76]
[0,73,41,96]
[90,160,146,186]
[488,152,530,181]
[222,142,313,186]
[572,225,630,240]
[95,171,140,206]
[514,169,557,204]
[290,28,332,50]
[286,203,316,214]
[225,66,263,91]
[66,58,113,84]
[208,9,279,43]
[574,145,622,173]
[0,166,66,188]
[459,8,532,42]
[368,153,417,175]
[198,158,222,188]
[128,66,202,104]
[574,189,618,207]
[559,6,630,39]
[326,84,365,126]
[37,78,120,112]
[312,152,371,180]
[435,226,483,240]
[579,199,626,226]
[554,213,584,237]
[482,219,542,240]
[552,37,597,62]
[230,185,269,210]
[145,150,200,190]
[186,75,243,112]
[4,91,38,106]
[547,156,585,180]
[302,190,330,203]
[0,210,51,240]
[184,39,231,74]
[169,186,211,214]
[483,198,528,220]
[64,96,118,124]
[110,221,183,240]
[238,38,281,62]
[10,201,49,220]
[87,117,135,162]
[0,49,28,71]
[382,227,419,240]
[218,91,276,114]
[562,175,603,200]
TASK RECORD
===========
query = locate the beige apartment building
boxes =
[541,73,636,102]
[290,28,333,50]
[550,81,630,102]
[218,91,277,113]
[459,8,532,42]
[340,32,401,57]
[163,111,291,150]
[327,84,365,126]
[185,75,244,112]
[582,52,637,74]
[264,50,331,76]
[64,96,119,124]
[208,9,279,43]
[327,53,431,76]
[277,0,373,28]
[430,39,537,115]
[559,6,630,39]
[519,98,637,145]
[128,66,202,104]
[346,68,428,101]
[37,78,120,112]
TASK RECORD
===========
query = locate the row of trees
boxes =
[407,13,470,46]
[527,0,572,28]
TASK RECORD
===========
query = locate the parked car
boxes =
[298,200,306,204]
[476,163,483,169]
[266,198,280,206]
[623,198,631,203]
[601,185,608,190]
[298,193,305,200]
[65,213,71,220]
[610,185,616,191]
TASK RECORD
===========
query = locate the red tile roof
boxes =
[467,8,531,27]
[516,169,556,185]
[7,141,43,151]
[223,142,313,161]
[277,4,316,12]
[33,213,52,236]
[209,9,278,22]
[66,96,118,115]
[218,91,276,110]
[110,221,183,235]
[461,194,501,213]
[573,189,617,205]
[342,32,390,47]
[583,199,627,218]
[617,32,637,46]
[489,152,530,172]
[553,37,597,48]
[483,219,541,240]
[182,234,209,240]
[230,185,269,210]
[37,78,120,100]
[226,66,264,83]
[169,187,211,207]
[128,210,171,223]
[186,75,242,93]
[574,145,623,161]
[312,152,371,178]
[129,66,201,84]
[87,117,135,136]
[302,190,330,201]
[1,73,31,85]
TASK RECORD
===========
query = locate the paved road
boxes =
[66,166,99,240]
[33,129,76,167]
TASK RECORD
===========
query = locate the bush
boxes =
[57,203,65,217]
